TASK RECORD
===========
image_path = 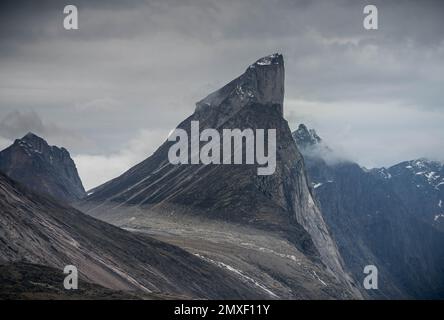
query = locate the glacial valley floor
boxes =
[86,206,357,300]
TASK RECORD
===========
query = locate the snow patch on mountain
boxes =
[193,253,279,298]
[313,182,323,189]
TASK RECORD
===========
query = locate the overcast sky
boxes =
[1,0,443,189]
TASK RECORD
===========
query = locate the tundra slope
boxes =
[0,172,267,299]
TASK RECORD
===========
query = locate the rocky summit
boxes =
[0,133,85,203]
[292,124,322,149]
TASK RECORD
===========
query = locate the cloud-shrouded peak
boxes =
[292,124,349,166]
[292,124,322,149]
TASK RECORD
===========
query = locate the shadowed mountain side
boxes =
[0,133,85,203]
[0,172,270,299]
[293,124,444,299]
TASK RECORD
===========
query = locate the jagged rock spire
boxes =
[292,124,322,149]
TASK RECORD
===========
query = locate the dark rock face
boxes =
[0,172,266,299]
[294,124,444,299]
[372,159,444,232]
[195,53,285,118]
[292,124,321,149]
[0,133,85,203]
[86,54,356,294]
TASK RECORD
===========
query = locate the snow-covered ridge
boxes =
[401,159,444,189]
[373,159,444,189]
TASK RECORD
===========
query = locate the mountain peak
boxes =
[23,132,39,139]
[16,133,71,157]
[195,53,285,118]
[292,124,322,149]
[0,133,85,202]
[249,53,283,68]
[18,132,47,145]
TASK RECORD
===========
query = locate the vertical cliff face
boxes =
[0,133,86,202]
[195,53,285,118]
[86,54,356,294]
[294,124,444,299]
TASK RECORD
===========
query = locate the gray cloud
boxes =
[0,0,443,187]
[0,110,92,153]
[0,110,46,139]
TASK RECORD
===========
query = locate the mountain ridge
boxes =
[0,132,86,202]
[293,123,444,298]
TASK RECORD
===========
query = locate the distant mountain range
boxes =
[293,124,444,298]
